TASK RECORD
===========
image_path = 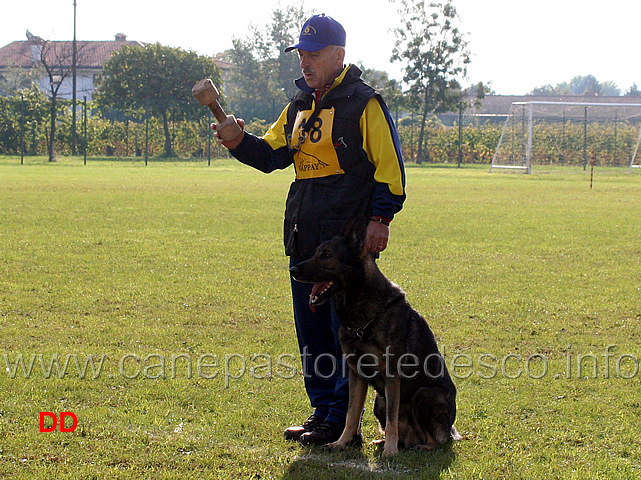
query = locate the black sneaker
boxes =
[299,420,344,446]
[283,414,324,441]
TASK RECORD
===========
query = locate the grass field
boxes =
[1,157,640,479]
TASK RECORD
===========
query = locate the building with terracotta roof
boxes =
[0,31,144,100]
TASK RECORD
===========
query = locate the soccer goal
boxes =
[629,127,641,172]
[489,101,641,173]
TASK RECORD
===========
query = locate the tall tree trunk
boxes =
[417,109,427,164]
[162,111,173,157]
[416,83,433,164]
[48,98,57,162]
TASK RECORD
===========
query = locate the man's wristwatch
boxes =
[370,215,391,226]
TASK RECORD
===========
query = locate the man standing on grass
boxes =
[212,13,405,445]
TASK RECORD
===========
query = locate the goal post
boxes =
[489,102,533,173]
[490,101,641,173]
[629,127,641,172]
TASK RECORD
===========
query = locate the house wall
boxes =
[36,70,100,101]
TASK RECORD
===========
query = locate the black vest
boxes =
[283,65,378,259]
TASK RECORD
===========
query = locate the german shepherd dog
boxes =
[290,217,461,456]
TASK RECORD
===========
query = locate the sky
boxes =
[1,0,639,95]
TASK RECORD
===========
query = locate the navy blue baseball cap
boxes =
[285,14,346,52]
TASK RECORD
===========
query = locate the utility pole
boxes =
[72,0,77,155]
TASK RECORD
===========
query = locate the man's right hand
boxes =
[212,118,245,150]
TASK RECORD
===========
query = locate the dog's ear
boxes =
[343,215,368,251]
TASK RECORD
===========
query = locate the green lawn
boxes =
[1,157,640,479]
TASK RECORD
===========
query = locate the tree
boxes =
[600,81,621,96]
[226,5,309,123]
[529,83,571,96]
[28,34,87,161]
[226,39,272,122]
[358,66,405,121]
[464,81,493,104]
[0,85,49,155]
[391,0,471,163]
[570,74,601,96]
[257,5,308,100]
[96,43,220,157]
[624,83,641,97]
[530,76,622,96]
[0,64,45,97]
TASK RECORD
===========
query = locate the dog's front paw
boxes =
[329,432,362,450]
[327,439,348,450]
[382,442,399,456]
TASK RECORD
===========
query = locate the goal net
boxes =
[489,101,641,173]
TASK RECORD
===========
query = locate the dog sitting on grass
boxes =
[290,217,462,456]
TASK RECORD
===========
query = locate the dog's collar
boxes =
[345,318,376,339]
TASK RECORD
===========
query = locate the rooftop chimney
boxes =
[115,33,127,41]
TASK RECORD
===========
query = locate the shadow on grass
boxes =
[281,442,456,480]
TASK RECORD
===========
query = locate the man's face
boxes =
[298,46,344,90]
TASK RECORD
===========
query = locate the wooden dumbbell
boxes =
[192,79,242,142]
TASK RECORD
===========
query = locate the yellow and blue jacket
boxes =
[230,64,405,259]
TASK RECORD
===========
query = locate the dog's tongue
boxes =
[308,281,331,313]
